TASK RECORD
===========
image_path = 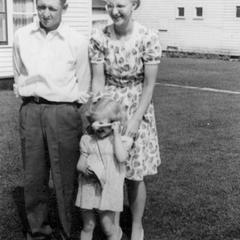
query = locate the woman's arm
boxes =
[126,64,159,136]
[112,122,129,163]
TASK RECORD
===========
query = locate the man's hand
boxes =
[78,92,90,103]
[13,84,20,98]
[91,90,113,103]
[84,167,95,176]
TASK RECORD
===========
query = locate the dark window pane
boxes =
[196,7,203,17]
[0,14,7,41]
[236,6,240,17]
[0,0,5,12]
[178,7,184,17]
[0,0,7,44]
[13,0,34,12]
[93,0,105,9]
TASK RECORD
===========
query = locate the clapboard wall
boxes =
[135,0,240,56]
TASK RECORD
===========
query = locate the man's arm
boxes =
[13,32,25,88]
[76,37,91,103]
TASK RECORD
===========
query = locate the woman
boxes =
[89,0,161,239]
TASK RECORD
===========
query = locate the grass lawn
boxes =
[1,57,240,240]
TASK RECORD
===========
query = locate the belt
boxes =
[22,96,82,107]
[105,73,144,88]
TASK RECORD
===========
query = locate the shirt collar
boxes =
[30,20,68,38]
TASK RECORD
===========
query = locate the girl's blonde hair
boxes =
[86,97,127,124]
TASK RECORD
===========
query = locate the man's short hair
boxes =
[60,0,67,5]
[36,0,67,6]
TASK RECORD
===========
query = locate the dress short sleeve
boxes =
[89,28,105,64]
[143,29,162,64]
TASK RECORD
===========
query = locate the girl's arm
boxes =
[77,136,94,175]
[77,152,88,173]
[125,64,159,137]
[112,122,130,163]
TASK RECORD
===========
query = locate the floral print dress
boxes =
[89,21,161,181]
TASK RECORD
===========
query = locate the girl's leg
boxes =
[99,211,119,240]
[80,210,96,240]
[127,180,146,240]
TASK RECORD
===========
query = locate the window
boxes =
[13,0,36,33]
[0,0,7,44]
[178,7,185,17]
[236,6,240,18]
[92,0,109,29]
[92,0,106,10]
[196,7,203,17]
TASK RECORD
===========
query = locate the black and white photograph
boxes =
[1,0,240,240]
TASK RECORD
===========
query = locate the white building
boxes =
[134,0,240,56]
[0,0,240,78]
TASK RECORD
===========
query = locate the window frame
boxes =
[92,0,106,10]
[194,6,204,20]
[176,7,185,19]
[0,0,8,45]
[12,0,37,33]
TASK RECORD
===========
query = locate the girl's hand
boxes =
[125,117,141,139]
[112,121,121,135]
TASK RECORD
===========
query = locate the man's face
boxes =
[37,0,66,32]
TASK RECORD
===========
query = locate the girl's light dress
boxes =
[89,21,162,181]
[75,134,133,212]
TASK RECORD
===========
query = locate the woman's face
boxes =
[106,0,135,27]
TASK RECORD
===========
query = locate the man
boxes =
[13,0,90,239]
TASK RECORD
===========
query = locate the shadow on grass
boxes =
[12,186,132,240]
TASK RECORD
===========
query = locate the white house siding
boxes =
[133,0,172,50]
[223,0,240,55]
[63,0,91,36]
[0,48,13,78]
[0,0,91,78]
[171,0,225,54]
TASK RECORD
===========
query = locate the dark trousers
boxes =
[20,102,83,239]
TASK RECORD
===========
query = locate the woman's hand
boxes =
[125,117,141,139]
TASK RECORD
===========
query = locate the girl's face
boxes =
[105,0,135,27]
[92,118,113,139]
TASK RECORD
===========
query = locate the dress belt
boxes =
[22,96,82,107]
[105,73,144,88]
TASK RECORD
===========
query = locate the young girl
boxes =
[75,97,133,240]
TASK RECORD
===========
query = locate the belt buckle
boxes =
[34,96,40,103]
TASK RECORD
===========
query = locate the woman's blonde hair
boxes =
[104,0,140,9]
[86,97,127,124]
